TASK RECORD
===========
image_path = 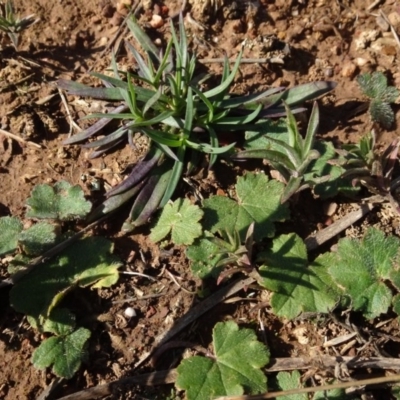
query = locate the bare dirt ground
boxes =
[1,0,400,399]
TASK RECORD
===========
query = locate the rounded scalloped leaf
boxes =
[26,181,91,220]
[0,216,23,256]
[176,321,269,400]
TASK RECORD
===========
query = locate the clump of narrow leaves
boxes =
[59,14,335,230]
[357,71,399,129]
[234,102,332,202]
[0,0,38,48]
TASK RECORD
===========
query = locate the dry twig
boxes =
[0,127,42,149]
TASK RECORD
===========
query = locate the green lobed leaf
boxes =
[203,173,289,241]
[0,216,23,256]
[42,308,76,335]
[150,198,203,245]
[10,236,121,320]
[176,321,269,400]
[32,327,91,379]
[275,371,307,400]
[18,222,58,256]
[26,181,91,220]
[328,228,400,319]
[258,234,341,319]
[186,233,225,279]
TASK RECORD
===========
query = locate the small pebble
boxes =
[124,307,137,318]
[150,14,164,28]
[323,202,338,217]
[341,61,357,78]
[388,11,400,28]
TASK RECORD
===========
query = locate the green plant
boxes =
[357,71,399,129]
[150,198,203,245]
[0,0,38,48]
[234,102,332,202]
[185,172,289,279]
[58,15,335,231]
[0,181,121,379]
[340,130,400,200]
[176,320,270,400]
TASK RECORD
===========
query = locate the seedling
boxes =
[0,0,38,48]
[234,102,331,202]
[341,130,400,202]
[357,71,399,129]
[58,15,335,230]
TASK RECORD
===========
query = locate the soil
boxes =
[1,0,400,399]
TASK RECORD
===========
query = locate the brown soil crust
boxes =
[1,0,400,399]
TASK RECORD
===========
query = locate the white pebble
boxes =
[124,307,137,318]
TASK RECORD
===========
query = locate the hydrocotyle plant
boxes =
[58,14,335,231]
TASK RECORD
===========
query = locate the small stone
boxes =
[388,11,400,28]
[124,307,137,318]
[324,66,334,77]
[149,14,163,29]
[341,61,357,78]
[116,0,132,14]
[376,15,390,31]
[323,202,338,217]
[355,57,369,67]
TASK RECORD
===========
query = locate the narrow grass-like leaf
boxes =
[203,48,243,99]
[125,164,172,230]
[57,79,125,101]
[219,87,284,109]
[80,127,128,149]
[141,128,183,147]
[303,101,319,157]
[284,102,302,154]
[207,125,219,167]
[159,146,185,208]
[88,137,125,159]
[265,81,337,107]
[88,181,145,222]
[184,87,194,135]
[143,85,162,116]
[127,17,160,65]
[281,176,302,203]
[63,105,128,145]
[192,86,214,122]
[107,146,163,196]
[216,104,262,125]
[153,38,174,86]
[125,41,154,82]
[234,148,297,173]
[186,139,236,154]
